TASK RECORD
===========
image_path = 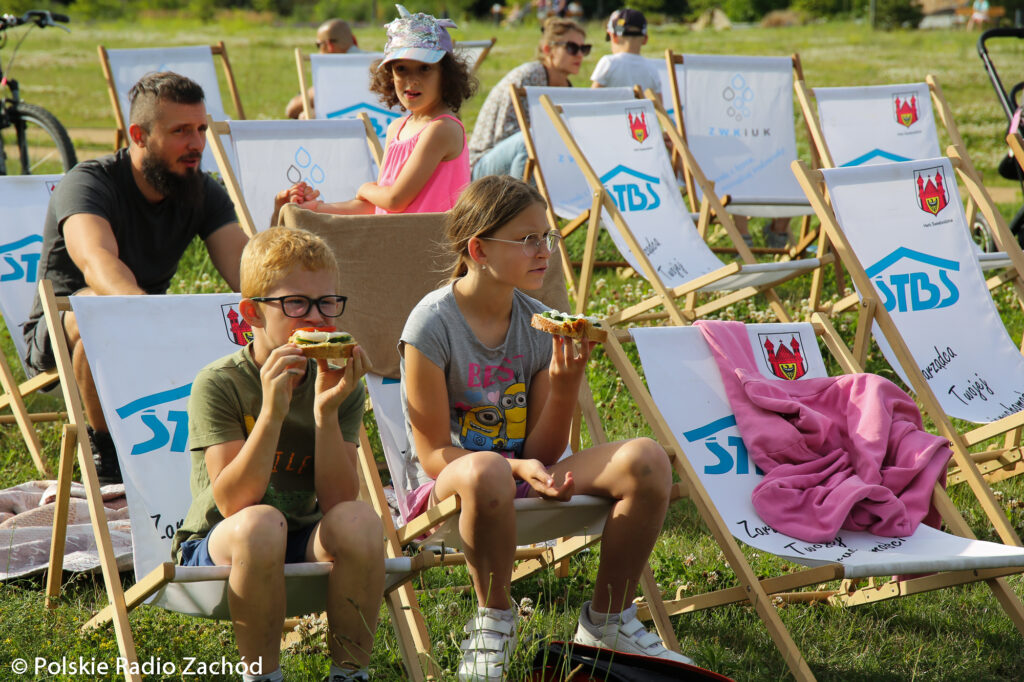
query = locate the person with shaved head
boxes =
[286,19,364,119]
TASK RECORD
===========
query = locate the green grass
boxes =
[3,11,1024,682]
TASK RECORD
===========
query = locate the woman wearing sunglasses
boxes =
[468,16,590,181]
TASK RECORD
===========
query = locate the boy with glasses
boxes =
[172,227,384,682]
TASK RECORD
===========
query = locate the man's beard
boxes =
[141,151,205,204]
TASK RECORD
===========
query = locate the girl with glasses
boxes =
[399,176,693,680]
[468,17,590,182]
[274,6,477,220]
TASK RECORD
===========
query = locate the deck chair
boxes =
[0,174,63,476]
[205,117,381,237]
[510,85,639,291]
[542,94,822,326]
[98,44,244,172]
[665,51,819,254]
[793,154,1024,507]
[453,37,496,74]
[794,75,1009,313]
[294,50,400,141]
[603,320,1024,682]
[279,205,681,679]
[39,286,433,681]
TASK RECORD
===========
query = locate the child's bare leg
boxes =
[433,450,517,609]
[207,504,288,674]
[547,438,671,613]
[309,500,386,669]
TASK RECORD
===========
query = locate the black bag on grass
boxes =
[528,640,735,682]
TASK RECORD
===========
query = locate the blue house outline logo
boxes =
[326,103,400,137]
[841,149,911,167]
[599,165,662,212]
[865,247,960,313]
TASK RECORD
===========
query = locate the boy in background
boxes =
[590,8,661,100]
[172,227,384,682]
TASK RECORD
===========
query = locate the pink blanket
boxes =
[695,321,951,543]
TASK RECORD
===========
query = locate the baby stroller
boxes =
[979,27,1024,242]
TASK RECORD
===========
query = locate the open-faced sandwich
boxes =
[530,310,607,343]
[288,326,357,359]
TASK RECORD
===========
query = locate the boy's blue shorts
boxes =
[178,520,319,567]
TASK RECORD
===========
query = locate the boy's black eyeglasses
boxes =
[552,40,592,56]
[250,294,347,318]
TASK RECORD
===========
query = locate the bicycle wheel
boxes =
[1,102,77,174]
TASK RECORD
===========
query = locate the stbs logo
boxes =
[0,235,42,283]
[599,165,661,213]
[722,72,754,122]
[626,107,649,143]
[893,92,919,128]
[326,102,401,138]
[222,304,253,346]
[683,415,763,476]
[286,146,326,188]
[758,332,807,380]
[115,384,192,456]
[866,247,960,313]
[914,166,948,216]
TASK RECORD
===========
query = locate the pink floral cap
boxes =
[378,4,457,70]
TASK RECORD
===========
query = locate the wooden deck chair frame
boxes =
[0,174,69,476]
[0,356,60,476]
[541,93,826,327]
[37,282,436,682]
[205,113,383,238]
[280,206,682,679]
[795,74,1003,317]
[602,321,1024,682]
[454,37,496,74]
[509,84,644,302]
[793,152,1024,509]
[98,43,245,150]
[665,50,821,257]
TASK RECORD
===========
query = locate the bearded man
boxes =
[22,71,248,484]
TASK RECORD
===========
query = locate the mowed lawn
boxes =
[2,11,1024,682]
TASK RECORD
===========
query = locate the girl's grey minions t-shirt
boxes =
[398,283,553,492]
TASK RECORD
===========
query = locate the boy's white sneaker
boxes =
[458,607,517,681]
[573,600,695,665]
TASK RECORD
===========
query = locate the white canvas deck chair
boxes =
[39,286,432,682]
[665,51,819,254]
[205,117,382,237]
[295,50,400,143]
[0,174,63,476]
[510,85,640,293]
[279,206,682,679]
[542,94,822,326]
[454,37,496,73]
[98,44,245,172]
[793,155,1024,501]
[794,75,1011,314]
[603,320,1024,682]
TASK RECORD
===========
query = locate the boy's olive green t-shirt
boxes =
[171,346,365,561]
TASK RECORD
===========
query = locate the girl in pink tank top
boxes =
[273,7,476,220]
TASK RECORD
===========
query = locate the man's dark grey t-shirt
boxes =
[22,148,237,363]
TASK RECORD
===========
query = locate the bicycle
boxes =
[1,9,76,175]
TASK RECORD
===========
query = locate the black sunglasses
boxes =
[552,40,592,57]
